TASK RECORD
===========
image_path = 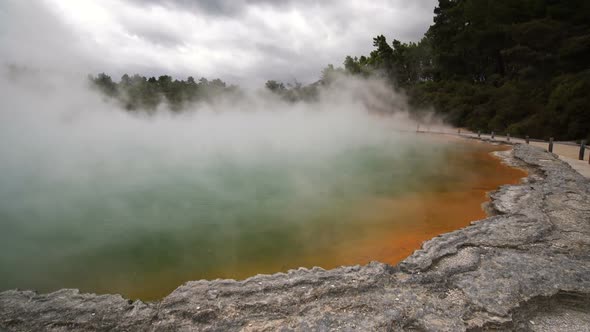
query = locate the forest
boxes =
[91,0,590,141]
[89,73,241,112]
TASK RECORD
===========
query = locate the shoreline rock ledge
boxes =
[2,144,590,331]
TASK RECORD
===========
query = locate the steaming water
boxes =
[0,75,525,300]
[0,124,523,300]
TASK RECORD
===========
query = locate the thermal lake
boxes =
[0,121,525,301]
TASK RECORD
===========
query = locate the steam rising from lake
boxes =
[0,69,455,298]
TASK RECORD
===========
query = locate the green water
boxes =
[0,126,486,300]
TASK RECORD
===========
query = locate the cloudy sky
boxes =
[0,0,437,87]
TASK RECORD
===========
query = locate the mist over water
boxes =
[0,69,500,299]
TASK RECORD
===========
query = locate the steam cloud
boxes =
[0,0,452,299]
[0,62,458,297]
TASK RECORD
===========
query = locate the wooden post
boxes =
[477,131,481,138]
[507,133,510,141]
[526,135,530,144]
[491,131,495,140]
[580,140,586,160]
[548,137,554,153]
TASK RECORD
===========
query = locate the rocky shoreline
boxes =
[2,144,590,331]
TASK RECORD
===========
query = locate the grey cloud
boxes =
[254,43,300,63]
[1,0,438,87]
[126,0,246,16]
[124,22,187,47]
[127,0,338,17]
[0,1,100,75]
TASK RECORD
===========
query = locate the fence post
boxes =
[526,135,530,144]
[580,140,586,160]
[548,137,554,153]
[507,133,510,141]
[491,131,495,140]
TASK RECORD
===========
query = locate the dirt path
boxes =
[462,133,590,178]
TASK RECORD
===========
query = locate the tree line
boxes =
[336,0,590,141]
[91,0,590,140]
[89,73,240,112]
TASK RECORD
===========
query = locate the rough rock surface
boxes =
[2,144,590,331]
